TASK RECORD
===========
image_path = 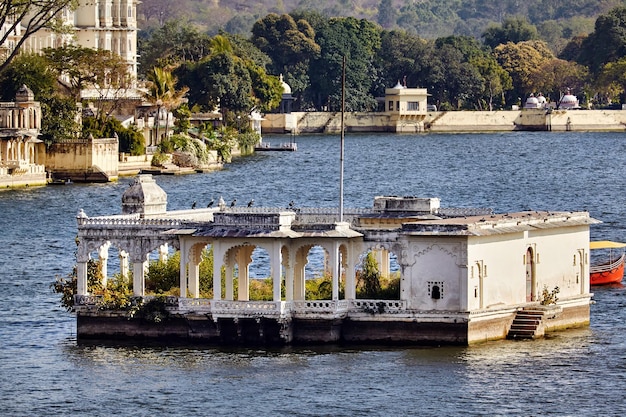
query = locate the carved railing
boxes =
[74,295,408,317]
[212,300,284,316]
[349,299,407,314]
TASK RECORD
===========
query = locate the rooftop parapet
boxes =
[372,196,440,214]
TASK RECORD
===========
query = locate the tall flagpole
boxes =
[339,56,345,222]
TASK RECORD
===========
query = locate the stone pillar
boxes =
[345,248,357,300]
[236,246,253,301]
[294,250,307,300]
[132,254,149,296]
[159,243,169,262]
[225,263,234,301]
[119,250,129,279]
[188,244,202,298]
[271,243,282,302]
[98,242,111,287]
[76,261,89,295]
[329,242,340,300]
[213,242,224,300]
[284,248,294,301]
[179,239,188,298]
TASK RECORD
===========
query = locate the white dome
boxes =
[526,97,539,104]
[561,94,577,103]
[279,74,291,95]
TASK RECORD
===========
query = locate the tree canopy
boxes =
[0,0,78,73]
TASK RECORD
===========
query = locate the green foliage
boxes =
[0,53,80,143]
[237,131,261,155]
[204,126,238,163]
[540,286,560,306]
[51,259,104,311]
[482,17,539,49]
[146,251,180,294]
[0,53,56,101]
[357,252,382,299]
[82,116,145,156]
[151,150,168,167]
[173,103,191,133]
[137,20,212,76]
[578,6,626,74]
[165,133,211,167]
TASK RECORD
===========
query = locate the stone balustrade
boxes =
[74,295,408,317]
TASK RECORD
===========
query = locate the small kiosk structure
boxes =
[385,82,429,133]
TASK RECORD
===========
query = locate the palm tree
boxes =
[145,67,188,146]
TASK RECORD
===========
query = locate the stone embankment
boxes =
[262,109,626,134]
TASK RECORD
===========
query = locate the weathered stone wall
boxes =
[263,110,626,134]
[46,137,119,182]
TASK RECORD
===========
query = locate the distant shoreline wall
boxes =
[262,109,626,134]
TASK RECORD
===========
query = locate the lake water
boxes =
[1,132,626,416]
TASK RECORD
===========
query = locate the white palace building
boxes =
[73,175,597,345]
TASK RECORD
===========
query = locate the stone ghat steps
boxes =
[507,310,544,340]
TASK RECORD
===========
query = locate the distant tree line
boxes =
[136,7,626,112]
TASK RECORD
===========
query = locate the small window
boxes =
[388,100,393,111]
[396,101,400,111]
[428,281,444,300]
[407,101,420,111]
[431,285,441,299]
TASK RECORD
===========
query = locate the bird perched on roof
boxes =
[191,201,197,209]
[247,199,254,207]
[230,199,237,208]
[207,198,214,208]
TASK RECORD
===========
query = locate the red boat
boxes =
[590,241,626,285]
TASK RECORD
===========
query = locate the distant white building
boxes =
[0,85,47,188]
[7,1,139,83]
[385,81,430,132]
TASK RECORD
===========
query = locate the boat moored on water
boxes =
[590,241,626,285]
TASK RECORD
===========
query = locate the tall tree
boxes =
[44,45,132,118]
[0,0,78,73]
[145,66,188,142]
[0,52,79,143]
[251,13,320,110]
[137,20,212,77]
[578,6,626,74]
[482,17,539,49]
[308,17,381,111]
[527,58,588,103]
[494,40,554,103]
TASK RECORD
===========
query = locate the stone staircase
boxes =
[507,309,544,340]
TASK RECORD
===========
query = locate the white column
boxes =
[159,243,169,262]
[213,242,224,300]
[271,242,282,302]
[236,246,253,301]
[77,261,89,295]
[188,244,201,298]
[179,239,188,298]
[119,250,129,279]
[132,254,148,296]
[294,250,307,300]
[330,242,340,300]
[225,264,234,301]
[284,248,294,301]
[345,244,357,300]
[98,241,111,287]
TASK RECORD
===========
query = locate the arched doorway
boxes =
[526,247,535,302]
